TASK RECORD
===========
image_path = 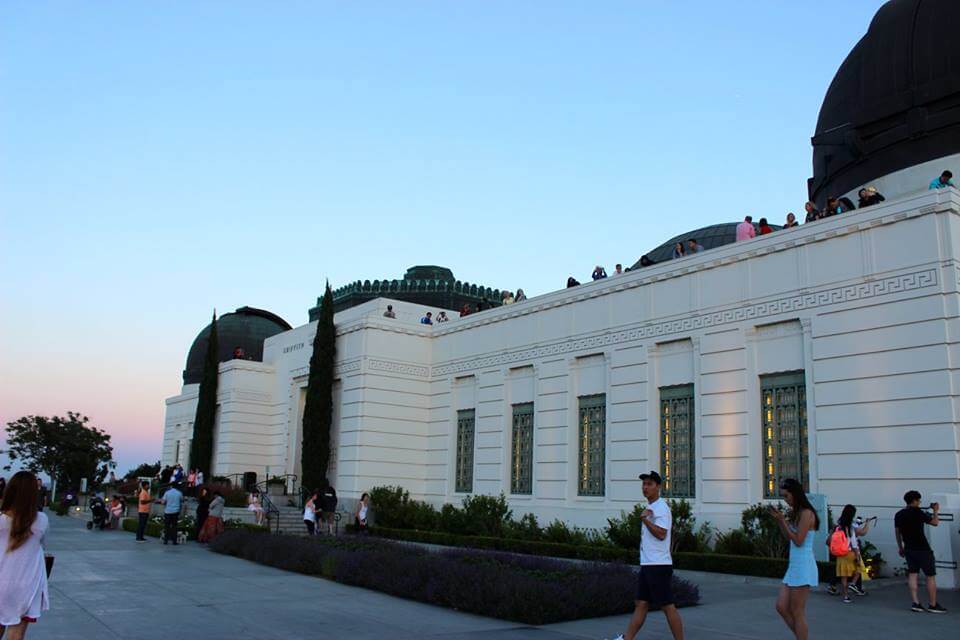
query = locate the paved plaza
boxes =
[33,515,959,639]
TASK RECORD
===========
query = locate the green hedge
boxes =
[120,518,268,538]
[368,526,833,581]
[370,525,633,562]
[121,518,185,538]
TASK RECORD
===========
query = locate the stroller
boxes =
[86,496,109,530]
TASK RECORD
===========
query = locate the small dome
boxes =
[633,222,780,268]
[809,0,960,204]
[182,307,292,384]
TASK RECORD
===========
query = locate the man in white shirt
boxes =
[611,471,684,640]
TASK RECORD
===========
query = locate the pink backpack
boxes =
[829,526,850,557]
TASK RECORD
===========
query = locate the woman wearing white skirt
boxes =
[0,471,49,639]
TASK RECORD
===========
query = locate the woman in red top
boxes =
[758,217,774,235]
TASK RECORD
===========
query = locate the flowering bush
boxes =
[210,530,699,623]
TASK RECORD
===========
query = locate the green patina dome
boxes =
[308,265,504,320]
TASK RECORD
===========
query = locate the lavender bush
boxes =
[211,531,699,624]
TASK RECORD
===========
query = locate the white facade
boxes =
[164,188,960,575]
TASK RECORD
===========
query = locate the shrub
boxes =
[209,530,699,624]
[669,499,713,553]
[436,502,464,533]
[606,503,646,549]
[713,529,755,556]
[504,512,542,541]
[460,493,512,537]
[369,485,439,530]
[741,503,788,558]
[859,539,885,578]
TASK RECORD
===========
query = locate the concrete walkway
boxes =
[32,514,958,639]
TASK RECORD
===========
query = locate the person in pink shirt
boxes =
[736,216,756,241]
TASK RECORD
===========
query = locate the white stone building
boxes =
[164,187,960,573]
[163,0,960,580]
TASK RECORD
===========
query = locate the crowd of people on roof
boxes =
[393,171,956,327]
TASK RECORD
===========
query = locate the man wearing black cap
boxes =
[610,471,684,640]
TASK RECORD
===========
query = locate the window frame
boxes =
[760,371,809,499]
[577,393,607,497]
[510,402,535,495]
[659,384,695,499]
[455,408,476,494]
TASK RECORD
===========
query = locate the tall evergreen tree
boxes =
[301,283,336,491]
[189,310,219,476]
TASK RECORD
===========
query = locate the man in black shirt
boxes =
[894,490,946,613]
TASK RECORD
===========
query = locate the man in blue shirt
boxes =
[158,483,183,545]
[420,312,433,325]
[929,170,953,190]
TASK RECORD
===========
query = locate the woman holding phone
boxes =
[0,471,50,639]
[770,478,819,640]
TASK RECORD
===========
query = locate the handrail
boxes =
[253,480,282,534]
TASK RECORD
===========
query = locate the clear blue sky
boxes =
[0,1,887,473]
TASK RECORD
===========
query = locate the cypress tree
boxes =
[301,283,336,491]
[189,310,219,476]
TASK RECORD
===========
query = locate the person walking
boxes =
[354,493,370,534]
[771,478,819,640]
[195,486,211,538]
[895,490,946,613]
[827,513,874,597]
[830,504,863,604]
[0,471,50,639]
[198,492,225,543]
[320,485,338,535]
[135,481,152,543]
[108,496,123,530]
[158,483,183,545]
[608,471,684,640]
[303,490,318,536]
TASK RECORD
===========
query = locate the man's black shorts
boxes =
[904,549,936,576]
[636,565,674,606]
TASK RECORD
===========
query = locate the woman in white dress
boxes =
[247,490,264,526]
[0,471,49,639]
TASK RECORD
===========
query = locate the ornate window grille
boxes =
[660,385,695,498]
[510,403,534,494]
[761,372,809,498]
[578,394,606,496]
[455,409,475,493]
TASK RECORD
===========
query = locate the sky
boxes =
[0,1,889,474]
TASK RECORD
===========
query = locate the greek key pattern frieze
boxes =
[432,269,937,377]
[367,358,429,378]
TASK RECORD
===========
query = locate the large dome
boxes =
[182,306,292,384]
[808,0,960,205]
[632,222,780,268]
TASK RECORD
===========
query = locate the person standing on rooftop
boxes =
[758,218,773,235]
[784,213,799,228]
[686,239,704,253]
[592,265,607,280]
[671,242,685,259]
[929,170,954,190]
[803,202,820,223]
[736,216,756,241]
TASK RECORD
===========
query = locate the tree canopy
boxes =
[124,460,161,480]
[2,412,114,489]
